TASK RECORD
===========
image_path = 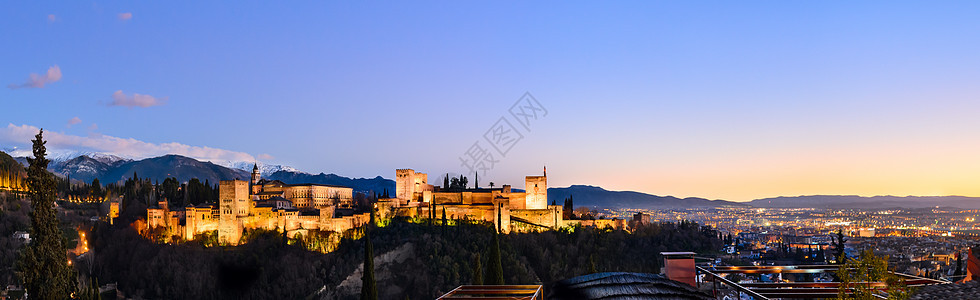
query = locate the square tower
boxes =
[219,180,249,245]
[220,180,251,217]
[396,169,416,201]
[396,169,428,201]
[524,175,547,209]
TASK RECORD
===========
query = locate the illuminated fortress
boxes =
[378,167,563,233]
[147,165,619,245]
[147,164,370,245]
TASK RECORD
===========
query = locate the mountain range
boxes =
[7,151,394,196]
[748,195,980,209]
[548,185,746,209]
[7,150,980,209]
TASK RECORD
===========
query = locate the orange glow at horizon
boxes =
[571,138,980,202]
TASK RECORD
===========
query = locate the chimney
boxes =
[661,252,697,287]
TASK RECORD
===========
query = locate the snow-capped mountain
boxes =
[8,149,133,166]
[227,161,301,177]
[3,149,393,195]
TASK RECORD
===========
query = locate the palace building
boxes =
[147,165,618,245]
[147,164,369,245]
[378,167,564,233]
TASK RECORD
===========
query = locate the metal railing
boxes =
[698,265,947,299]
[437,285,543,300]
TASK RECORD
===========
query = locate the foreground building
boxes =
[147,164,369,245]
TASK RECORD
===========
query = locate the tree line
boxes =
[85,213,721,299]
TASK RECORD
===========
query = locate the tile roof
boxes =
[911,281,980,299]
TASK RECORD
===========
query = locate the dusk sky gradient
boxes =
[4,1,980,201]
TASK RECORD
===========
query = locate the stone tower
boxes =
[396,169,428,201]
[219,180,250,245]
[396,169,416,201]
[524,167,548,210]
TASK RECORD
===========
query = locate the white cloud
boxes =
[88,123,99,131]
[48,14,57,22]
[67,117,82,127]
[108,90,167,108]
[118,12,132,20]
[0,123,259,164]
[257,153,275,160]
[8,65,62,89]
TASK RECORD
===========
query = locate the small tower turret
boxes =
[250,163,261,195]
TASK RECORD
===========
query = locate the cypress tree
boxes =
[472,253,483,285]
[589,254,597,274]
[17,129,76,298]
[487,231,505,285]
[361,210,378,300]
[442,206,447,235]
[955,252,964,276]
[832,229,847,263]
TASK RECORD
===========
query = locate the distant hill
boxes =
[48,155,115,182]
[748,195,980,209]
[0,150,24,173]
[548,185,746,209]
[100,154,251,184]
[4,151,392,195]
[264,170,395,196]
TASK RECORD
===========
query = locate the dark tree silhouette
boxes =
[832,229,847,263]
[361,214,378,300]
[487,231,505,285]
[955,252,963,276]
[472,253,483,285]
[17,129,76,298]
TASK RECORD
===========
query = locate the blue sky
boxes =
[4,1,980,201]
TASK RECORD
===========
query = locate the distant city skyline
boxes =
[5,2,980,201]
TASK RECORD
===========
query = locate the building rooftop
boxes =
[546,272,712,300]
[912,281,980,299]
[282,183,351,189]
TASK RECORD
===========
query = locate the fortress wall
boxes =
[562,219,627,230]
[511,206,563,228]
[298,216,320,230]
[508,193,528,210]
[470,193,493,205]
[432,192,462,205]
[427,204,496,221]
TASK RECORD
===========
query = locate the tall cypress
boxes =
[472,253,484,285]
[588,254,597,274]
[487,231,505,285]
[955,252,964,276]
[17,129,76,298]
[441,207,447,235]
[832,229,847,263]
[361,209,378,300]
